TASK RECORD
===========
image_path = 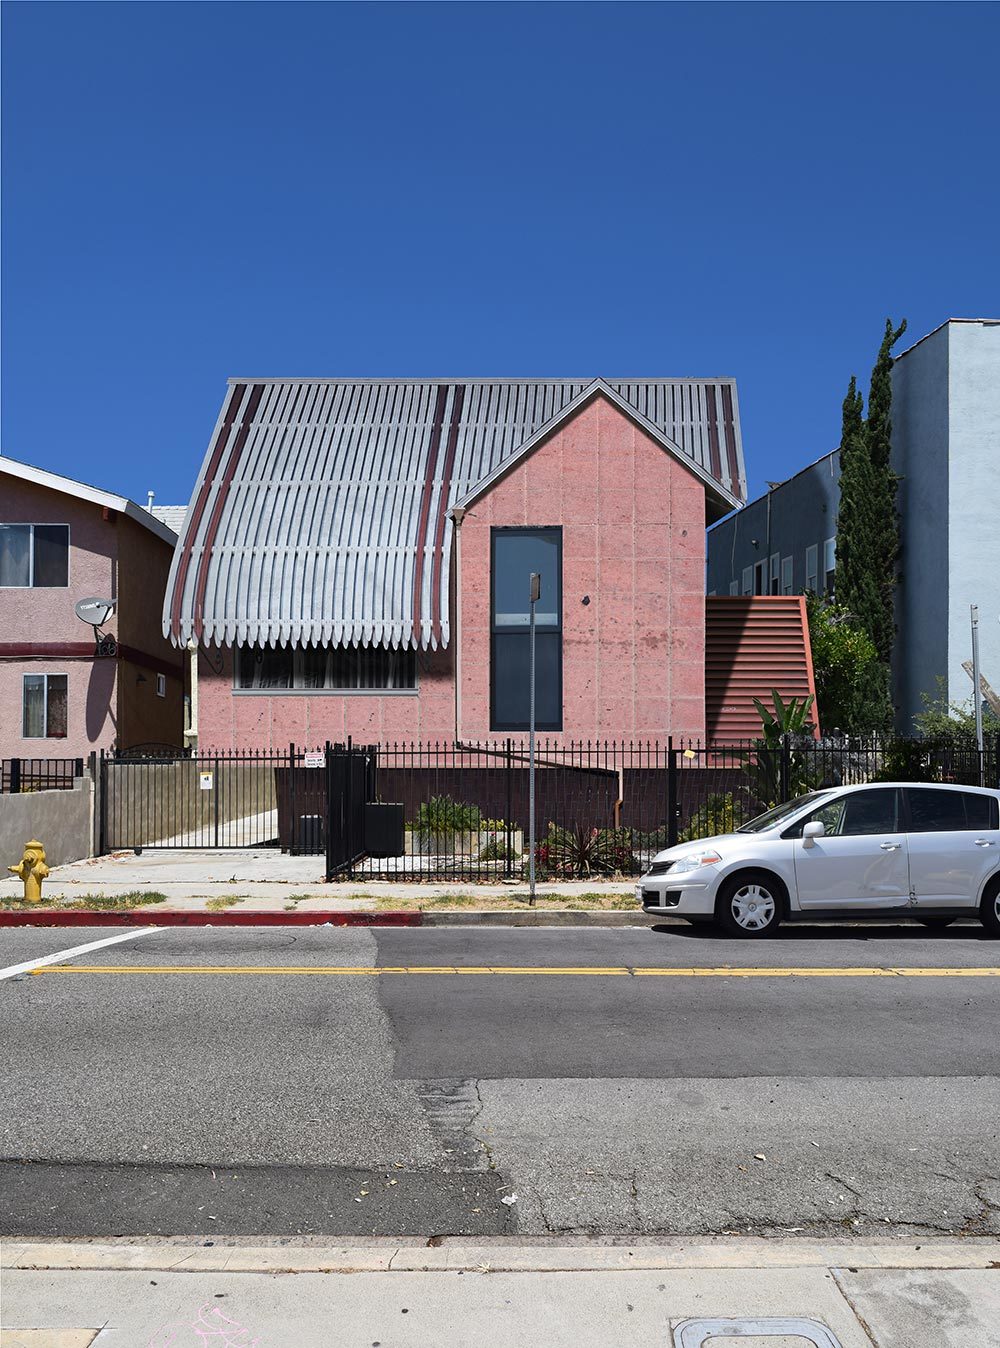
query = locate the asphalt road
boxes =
[1,922,998,1239]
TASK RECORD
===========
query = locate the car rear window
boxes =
[906,788,999,832]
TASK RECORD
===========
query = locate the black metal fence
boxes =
[1,758,84,794]
[351,735,1000,881]
[96,735,1000,882]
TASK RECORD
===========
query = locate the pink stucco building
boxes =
[164,378,751,748]
[1,458,184,760]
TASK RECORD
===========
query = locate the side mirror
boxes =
[802,820,825,848]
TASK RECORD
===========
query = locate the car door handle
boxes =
[974,839,996,847]
[880,842,901,850]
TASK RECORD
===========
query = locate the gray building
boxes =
[707,318,1000,730]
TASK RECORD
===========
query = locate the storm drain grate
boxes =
[673,1318,844,1347]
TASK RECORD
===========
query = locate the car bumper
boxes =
[635,874,718,916]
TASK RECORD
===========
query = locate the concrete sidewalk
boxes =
[0,848,642,919]
[3,1238,998,1346]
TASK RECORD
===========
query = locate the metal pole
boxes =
[972,605,984,785]
[528,572,540,905]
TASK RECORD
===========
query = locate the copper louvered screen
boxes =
[704,596,819,742]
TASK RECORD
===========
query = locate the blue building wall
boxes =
[707,319,1000,732]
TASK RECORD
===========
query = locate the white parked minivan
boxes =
[638,782,1000,937]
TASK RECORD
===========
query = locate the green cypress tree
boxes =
[831,316,907,730]
[863,317,907,661]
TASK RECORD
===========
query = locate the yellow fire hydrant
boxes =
[8,840,50,903]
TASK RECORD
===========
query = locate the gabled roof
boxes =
[164,377,747,650]
[150,505,188,534]
[0,455,178,544]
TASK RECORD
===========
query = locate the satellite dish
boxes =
[75,597,117,628]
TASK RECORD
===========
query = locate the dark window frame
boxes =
[490,526,563,732]
[0,523,71,589]
[22,672,69,738]
[234,644,419,695]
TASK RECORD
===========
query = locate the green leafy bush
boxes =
[410,795,482,835]
[478,837,520,863]
[680,793,742,842]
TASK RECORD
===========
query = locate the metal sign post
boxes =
[528,571,540,906]
[972,604,984,784]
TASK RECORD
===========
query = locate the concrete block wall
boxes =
[0,777,93,870]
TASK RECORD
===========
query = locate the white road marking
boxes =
[0,928,163,983]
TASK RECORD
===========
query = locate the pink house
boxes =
[163,378,748,747]
[1,457,184,760]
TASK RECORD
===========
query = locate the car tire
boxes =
[917,916,957,929]
[981,882,1000,938]
[715,871,784,938]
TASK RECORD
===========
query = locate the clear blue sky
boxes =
[2,1,998,507]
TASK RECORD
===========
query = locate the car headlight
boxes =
[668,850,723,874]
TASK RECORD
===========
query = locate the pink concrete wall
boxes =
[197,393,706,748]
[196,647,455,751]
[457,394,706,741]
[1,478,120,758]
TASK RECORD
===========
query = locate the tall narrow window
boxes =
[491,528,562,731]
[729,580,739,596]
[741,565,753,596]
[0,524,69,587]
[753,561,767,595]
[805,544,818,593]
[22,673,68,738]
[781,556,793,594]
[769,553,780,595]
[823,537,836,594]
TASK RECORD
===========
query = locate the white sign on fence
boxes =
[303,752,325,768]
[199,771,214,791]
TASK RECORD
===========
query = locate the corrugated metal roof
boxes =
[704,596,819,741]
[165,378,747,650]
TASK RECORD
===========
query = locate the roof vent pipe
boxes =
[147,491,155,511]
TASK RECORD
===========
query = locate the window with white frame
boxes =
[753,560,767,595]
[729,580,739,596]
[156,673,167,698]
[22,673,68,738]
[769,553,780,595]
[805,544,818,592]
[0,524,69,587]
[781,556,793,594]
[237,645,417,691]
[824,537,836,594]
[741,565,753,596]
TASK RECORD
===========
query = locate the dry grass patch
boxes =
[374,890,636,912]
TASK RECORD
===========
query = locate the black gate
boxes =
[99,742,378,876]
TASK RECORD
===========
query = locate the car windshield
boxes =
[736,791,832,833]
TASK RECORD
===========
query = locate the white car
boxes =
[637,782,1000,938]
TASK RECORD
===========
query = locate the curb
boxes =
[0,908,658,928]
[0,910,424,928]
[4,1237,998,1275]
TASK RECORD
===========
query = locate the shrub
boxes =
[411,795,482,836]
[478,837,520,863]
[540,824,638,878]
[680,793,741,842]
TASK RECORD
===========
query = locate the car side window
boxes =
[784,796,847,838]
[908,789,999,832]
[838,789,900,836]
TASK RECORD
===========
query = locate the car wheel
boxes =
[715,872,783,938]
[917,916,957,929]
[981,883,1000,938]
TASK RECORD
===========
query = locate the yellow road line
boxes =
[30,964,1000,977]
